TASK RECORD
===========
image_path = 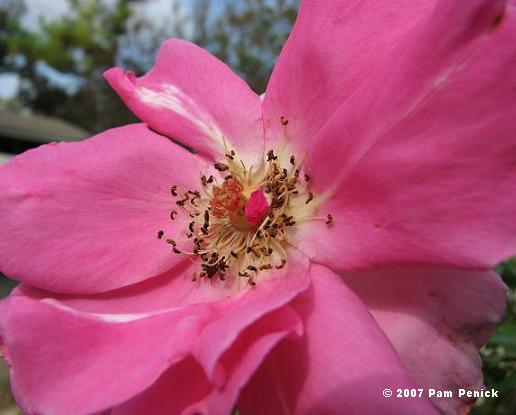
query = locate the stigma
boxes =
[209,177,270,231]
[160,133,331,288]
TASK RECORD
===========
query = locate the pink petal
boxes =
[0,294,211,415]
[111,357,210,415]
[104,39,263,162]
[290,1,516,270]
[1,252,310,414]
[13,261,235,315]
[237,265,438,414]
[302,0,506,189]
[16,249,309,320]
[113,305,303,415]
[343,267,507,414]
[192,250,310,383]
[263,0,436,156]
[0,123,207,294]
[194,306,303,415]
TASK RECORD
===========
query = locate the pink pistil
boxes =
[244,188,270,228]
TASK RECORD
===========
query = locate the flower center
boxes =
[159,143,332,288]
[209,178,269,231]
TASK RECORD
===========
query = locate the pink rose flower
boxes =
[1,0,515,414]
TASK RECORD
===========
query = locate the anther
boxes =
[214,162,229,172]
[326,214,333,225]
[157,230,164,239]
[289,155,295,165]
[171,185,178,196]
[276,259,286,269]
[306,192,313,204]
[280,116,289,126]
[267,150,277,161]
[285,219,296,226]
[205,264,218,278]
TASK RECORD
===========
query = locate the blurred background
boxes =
[0,0,514,414]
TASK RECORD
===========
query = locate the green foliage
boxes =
[17,0,131,73]
[2,0,143,132]
[0,0,26,69]
[194,0,298,93]
[474,259,516,414]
